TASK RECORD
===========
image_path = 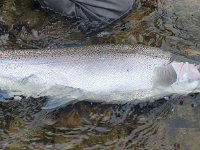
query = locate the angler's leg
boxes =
[38,0,135,23]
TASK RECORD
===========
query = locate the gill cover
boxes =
[153,61,200,94]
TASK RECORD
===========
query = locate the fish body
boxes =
[0,44,199,108]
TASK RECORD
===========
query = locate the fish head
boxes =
[153,61,200,94]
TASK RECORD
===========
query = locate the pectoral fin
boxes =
[153,64,177,87]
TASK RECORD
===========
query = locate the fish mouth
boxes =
[153,61,200,89]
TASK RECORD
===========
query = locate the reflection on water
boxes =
[0,95,200,149]
[1,0,200,149]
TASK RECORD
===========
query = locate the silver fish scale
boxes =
[0,44,171,60]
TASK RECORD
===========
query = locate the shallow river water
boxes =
[0,0,200,149]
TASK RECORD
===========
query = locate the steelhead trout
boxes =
[0,44,199,109]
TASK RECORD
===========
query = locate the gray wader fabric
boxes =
[38,0,135,23]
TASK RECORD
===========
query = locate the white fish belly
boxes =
[0,54,168,93]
